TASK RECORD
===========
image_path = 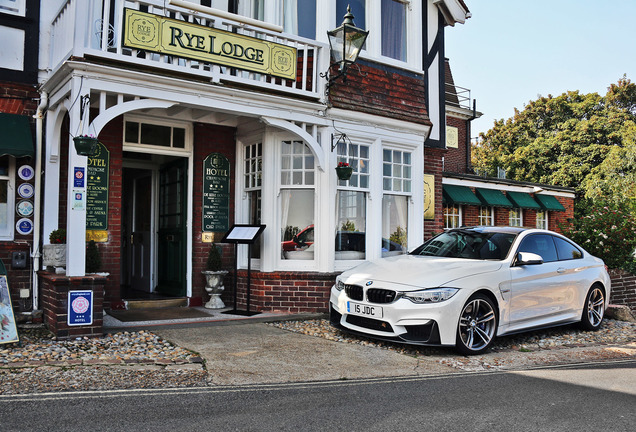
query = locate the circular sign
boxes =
[17,183,34,199]
[16,200,34,217]
[18,165,34,181]
[15,218,33,235]
[72,296,90,314]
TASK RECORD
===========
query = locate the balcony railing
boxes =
[445,84,472,111]
[48,0,328,100]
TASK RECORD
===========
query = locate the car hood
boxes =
[340,255,503,291]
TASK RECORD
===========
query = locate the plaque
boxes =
[202,153,230,232]
[86,142,110,230]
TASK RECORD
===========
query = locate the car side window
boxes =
[517,234,558,263]
[554,236,583,260]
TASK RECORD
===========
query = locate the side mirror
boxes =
[516,252,544,266]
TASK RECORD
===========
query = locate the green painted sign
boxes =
[202,153,230,232]
[87,142,110,230]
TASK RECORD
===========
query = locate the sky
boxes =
[444,0,636,140]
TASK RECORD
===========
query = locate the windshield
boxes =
[411,230,517,260]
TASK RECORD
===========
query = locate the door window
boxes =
[517,234,558,263]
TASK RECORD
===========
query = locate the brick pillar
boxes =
[38,272,107,339]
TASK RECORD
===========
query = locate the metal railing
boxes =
[47,0,328,100]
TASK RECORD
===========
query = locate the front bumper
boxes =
[329,285,470,346]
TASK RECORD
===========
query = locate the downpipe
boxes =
[31,91,48,311]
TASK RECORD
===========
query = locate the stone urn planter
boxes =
[202,270,228,309]
[42,244,66,273]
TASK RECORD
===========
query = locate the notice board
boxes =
[0,276,19,344]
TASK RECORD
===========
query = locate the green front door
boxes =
[156,158,187,296]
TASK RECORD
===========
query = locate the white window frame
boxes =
[536,210,548,230]
[123,115,192,156]
[0,157,15,240]
[0,0,25,17]
[509,208,523,227]
[478,206,494,226]
[277,135,318,270]
[444,204,461,229]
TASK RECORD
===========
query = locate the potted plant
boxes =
[73,134,100,157]
[42,228,67,272]
[202,243,228,309]
[335,161,353,180]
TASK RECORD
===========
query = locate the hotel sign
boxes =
[123,8,297,80]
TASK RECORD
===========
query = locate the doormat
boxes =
[107,307,213,322]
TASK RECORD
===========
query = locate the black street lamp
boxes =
[323,5,369,91]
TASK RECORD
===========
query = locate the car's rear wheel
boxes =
[456,293,497,355]
[581,285,605,331]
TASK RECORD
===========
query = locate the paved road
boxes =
[1,360,634,431]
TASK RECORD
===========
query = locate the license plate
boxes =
[347,301,383,318]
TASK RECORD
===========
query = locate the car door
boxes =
[508,234,574,330]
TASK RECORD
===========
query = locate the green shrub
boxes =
[85,240,102,273]
[206,244,223,271]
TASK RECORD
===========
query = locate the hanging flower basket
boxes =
[335,162,353,180]
[73,135,100,157]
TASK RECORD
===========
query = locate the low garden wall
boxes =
[609,269,636,311]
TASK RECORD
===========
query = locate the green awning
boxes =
[475,188,513,208]
[442,184,482,206]
[506,191,542,209]
[535,194,566,212]
[0,113,34,158]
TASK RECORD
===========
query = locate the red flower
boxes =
[337,162,350,168]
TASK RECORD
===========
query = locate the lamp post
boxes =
[323,5,369,90]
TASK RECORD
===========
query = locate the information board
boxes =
[202,153,230,232]
[87,142,110,231]
[0,276,19,344]
[68,290,94,326]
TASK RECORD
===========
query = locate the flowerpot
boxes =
[73,136,100,156]
[202,270,228,309]
[335,166,353,180]
[42,244,66,269]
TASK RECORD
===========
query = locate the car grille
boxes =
[345,284,363,301]
[366,288,396,304]
[345,315,393,333]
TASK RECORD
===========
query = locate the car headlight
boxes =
[335,277,345,291]
[402,288,459,304]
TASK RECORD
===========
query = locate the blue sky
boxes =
[444,0,636,139]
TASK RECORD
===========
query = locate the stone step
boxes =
[125,298,188,310]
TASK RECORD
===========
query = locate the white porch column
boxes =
[65,81,88,276]
[42,105,64,252]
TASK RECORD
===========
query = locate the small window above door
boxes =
[125,121,187,149]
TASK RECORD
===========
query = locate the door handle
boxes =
[557,268,566,274]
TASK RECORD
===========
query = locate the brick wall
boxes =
[444,116,469,174]
[424,147,446,239]
[0,82,39,306]
[38,272,106,339]
[609,269,636,311]
[329,60,431,126]
[192,123,237,305]
[228,270,338,313]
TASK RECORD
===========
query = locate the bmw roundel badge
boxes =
[366,281,373,286]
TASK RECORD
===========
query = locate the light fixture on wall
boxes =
[321,6,369,92]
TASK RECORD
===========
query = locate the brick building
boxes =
[1,1,574,325]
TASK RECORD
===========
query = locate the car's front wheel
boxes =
[581,285,605,331]
[456,293,497,355]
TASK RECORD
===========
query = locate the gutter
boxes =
[32,91,48,311]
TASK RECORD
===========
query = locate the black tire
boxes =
[581,285,605,331]
[455,293,498,355]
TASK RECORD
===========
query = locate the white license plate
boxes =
[347,301,383,318]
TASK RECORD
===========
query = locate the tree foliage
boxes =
[472,76,636,203]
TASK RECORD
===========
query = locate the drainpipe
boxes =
[466,99,477,173]
[32,91,48,311]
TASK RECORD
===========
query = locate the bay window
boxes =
[382,148,411,256]
[280,140,315,260]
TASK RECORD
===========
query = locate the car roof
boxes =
[448,226,528,235]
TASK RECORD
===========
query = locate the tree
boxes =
[472,76,636,202]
